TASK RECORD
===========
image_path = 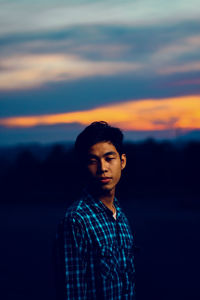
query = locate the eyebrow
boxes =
[103,151,117,157]
[88,151,117,159]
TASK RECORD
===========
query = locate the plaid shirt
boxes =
[55,190,136,300]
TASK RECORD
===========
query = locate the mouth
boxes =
[98,177,112,184]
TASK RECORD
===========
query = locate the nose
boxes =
[98,158,108,174]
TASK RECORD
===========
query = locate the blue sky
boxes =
[0,0,200,145]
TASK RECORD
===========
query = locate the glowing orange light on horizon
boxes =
[0,95,200,131]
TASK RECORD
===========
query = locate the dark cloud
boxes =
[0,123,84,146]
[1,21,200,59]
[1,125,200,147]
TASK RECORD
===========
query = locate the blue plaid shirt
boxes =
[55,190,136,300]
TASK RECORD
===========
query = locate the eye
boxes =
[106,156,115,162]
[88,158,97,165]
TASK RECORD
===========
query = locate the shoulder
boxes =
[63,196,90,228]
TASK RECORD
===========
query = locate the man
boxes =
[55,121,136,300]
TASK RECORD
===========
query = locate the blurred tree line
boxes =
[0,140,199,208]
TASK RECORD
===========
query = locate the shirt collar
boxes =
[82,188,122,220]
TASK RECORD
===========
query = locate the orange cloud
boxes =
[0,95,200,131]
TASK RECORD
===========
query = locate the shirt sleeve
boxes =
[63,215,88,300]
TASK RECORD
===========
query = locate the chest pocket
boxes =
[97,245,119,281]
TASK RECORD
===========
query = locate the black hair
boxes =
[74,121,124,162]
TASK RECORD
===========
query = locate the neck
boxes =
[88,185,115,211]
[99,191,115,210]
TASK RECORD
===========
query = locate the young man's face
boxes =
[86,141,126,193]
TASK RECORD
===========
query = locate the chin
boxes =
[100,185,114,192]
[91,181,115,194]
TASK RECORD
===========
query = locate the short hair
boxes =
[75,121,124,162]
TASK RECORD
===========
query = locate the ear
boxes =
[120,153,126,170]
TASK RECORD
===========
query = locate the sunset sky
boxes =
[0,0,200,145]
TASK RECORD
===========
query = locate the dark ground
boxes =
[0,141,200,299]
[1,198,200,300]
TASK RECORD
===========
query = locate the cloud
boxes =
[3,30,200,92]
[1,23,200,91]
[159,61,200,75]
[0,54,141,90]
[152,34,200,63]
[1,95,200,131]
[1,0,200,37]
[0,39,132,61]
[169,78,200,86]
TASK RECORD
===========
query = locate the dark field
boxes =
[1,199,200,300]
[0,141,200,299]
